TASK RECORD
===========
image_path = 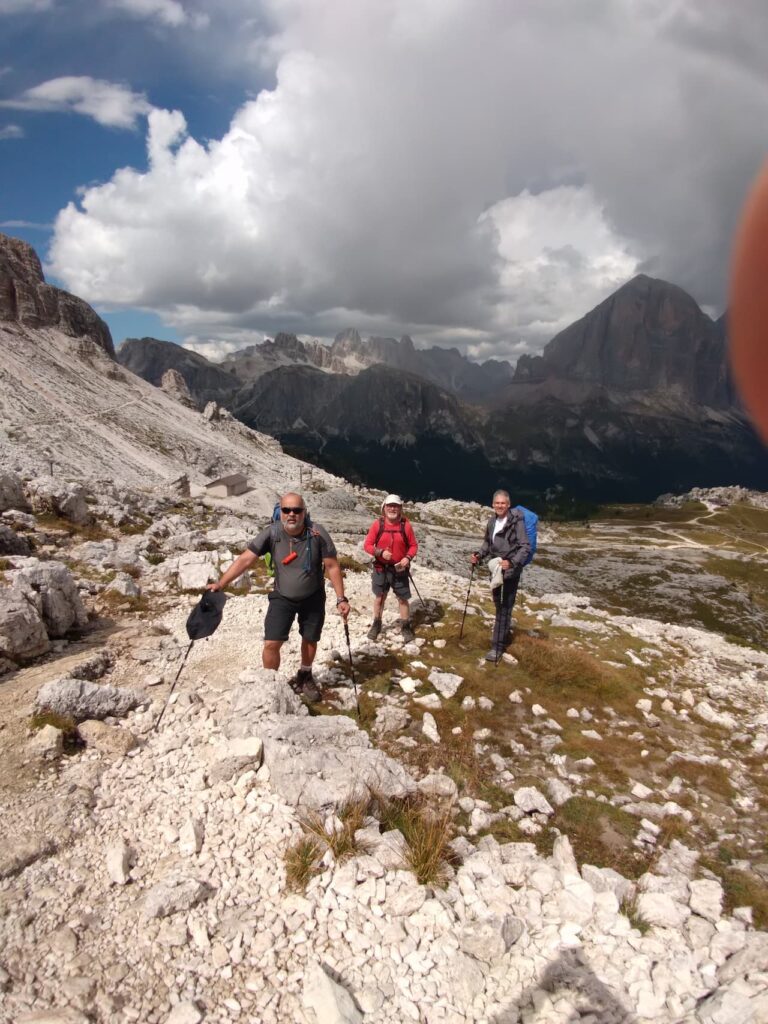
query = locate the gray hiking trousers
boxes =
[490,570,521,654]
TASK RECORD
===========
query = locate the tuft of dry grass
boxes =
[284,836,324,892]
[620,895,651,934]
[368,789,455,886]
[401,805,455,885]
[301,793,373,862]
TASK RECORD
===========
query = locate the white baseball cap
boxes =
[382,494,403,509]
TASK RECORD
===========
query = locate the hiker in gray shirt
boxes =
[208,492,350,701]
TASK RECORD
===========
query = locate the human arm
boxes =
[364,520,394,562]
[471,521,491,565]
[323,556,350,620]
[207,549,259,591]
[363,522,379,559]
[392,521,416,571]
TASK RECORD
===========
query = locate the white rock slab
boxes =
[427,668,463,699]
[165,1002,203,1024]
[514,786,554,816]
[422,712,440,744]
[302,963,363,1023]
[106,839,131,886]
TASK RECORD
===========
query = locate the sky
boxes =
[1,1,767,364]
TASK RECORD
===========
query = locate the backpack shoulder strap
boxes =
[375,516,408,546]
[374,516,386,546]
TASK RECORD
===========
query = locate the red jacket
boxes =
[364,517,418,571]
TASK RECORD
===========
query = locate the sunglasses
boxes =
[281,506,305,514]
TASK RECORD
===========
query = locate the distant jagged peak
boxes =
[270,332,307,355]
[0,231,115,358]
[332,327,363,354]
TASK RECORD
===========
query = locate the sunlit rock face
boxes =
[0,232,115,358]
[513,274,735,408]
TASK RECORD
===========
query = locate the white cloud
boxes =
[104,0,208,29]
[0,123,24,139]
[0,219,50,229]
[0,0,52,12]
[47,1,768,360]
[0,76,152,128]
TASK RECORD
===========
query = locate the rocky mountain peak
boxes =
[514,273,734,408]
[272,332,306,355]
[0,232,115,358]
[332,328,364,355]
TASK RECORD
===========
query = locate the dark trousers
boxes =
[490,570,521,653]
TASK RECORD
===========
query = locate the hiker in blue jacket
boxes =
[471,490,531,661]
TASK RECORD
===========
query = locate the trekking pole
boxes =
[495,578,505,666]
[343,620,361,718]
[407,570,426,609]
[458,563,475,641]
[153,639,194,731]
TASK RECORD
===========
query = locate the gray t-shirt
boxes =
[248,523,337,601]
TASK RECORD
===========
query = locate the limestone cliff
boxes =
[0,232,115,357]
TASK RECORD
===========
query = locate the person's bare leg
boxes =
[373,593,386,619]
[396,596,410,622]
[300,639,318,667]
[262,640,283,670]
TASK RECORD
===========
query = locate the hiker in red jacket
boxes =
[363,494,419,642]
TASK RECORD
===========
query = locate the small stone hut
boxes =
[204,473,248,498]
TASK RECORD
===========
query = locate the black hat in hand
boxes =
[186,590,227,641]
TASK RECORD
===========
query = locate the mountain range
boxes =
[0,228,763,504]
[118,274,767,504]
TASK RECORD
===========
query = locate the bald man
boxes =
[209,492,350,701]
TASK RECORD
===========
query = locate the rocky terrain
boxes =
[2,469,768,1024]
[2,231,768,1023]
[116,274,768,503]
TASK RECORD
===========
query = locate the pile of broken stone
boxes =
[1,470,768,1024]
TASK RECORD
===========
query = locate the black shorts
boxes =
[371,569,411,600]
[264,589,326,643]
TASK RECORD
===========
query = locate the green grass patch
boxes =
[719,869,768,929]
[593,502,707,523]
[28,711,83,754]
[554,796,647,879]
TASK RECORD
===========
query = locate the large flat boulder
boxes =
[11,561,88,636]
[36,676,145,722]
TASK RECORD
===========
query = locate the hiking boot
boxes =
[290,668,322,703]
[367,618,382,641]
[484,649,502,662]
[400,620,415,643]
